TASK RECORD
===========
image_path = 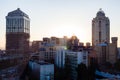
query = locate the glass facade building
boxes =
[6,8,30,54]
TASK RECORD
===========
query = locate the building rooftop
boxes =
[7,8,29,18]
[30,60,52,65]
[97,8,105,17]
[97,43,107,46]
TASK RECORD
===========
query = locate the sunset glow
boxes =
[0,0,120,49]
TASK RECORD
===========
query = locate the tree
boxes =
[88,58,99,80]
[105,62,112,69]
[114,59,120,71]
[76,63,88,80]
[64,57,71,80]
[88,63,97,80]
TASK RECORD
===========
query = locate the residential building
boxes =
[29,60,54,80]
[31,36,68,63]
[95,37,118,64]
[31,41,41,52]
[39,43,56,63]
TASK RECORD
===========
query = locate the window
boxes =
[99,21,101,29]
[99,32,101,42]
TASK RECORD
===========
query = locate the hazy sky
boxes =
[0,0,120,49]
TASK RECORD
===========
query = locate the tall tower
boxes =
[92,9,110,46]
[6,8,30,54]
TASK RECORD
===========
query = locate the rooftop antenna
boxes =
[17,4,20,10]
[99,8,102,11]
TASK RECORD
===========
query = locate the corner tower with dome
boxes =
[92,9,110,46]
[6,8,30,54]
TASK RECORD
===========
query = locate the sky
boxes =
[0,0,120,49]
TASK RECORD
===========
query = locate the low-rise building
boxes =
[95,37,118,64]
[29,60,54,80]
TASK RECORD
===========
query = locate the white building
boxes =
[29,60,54,80]
[92,9,110,46]
[65,50,88,80]
[55,46,66,68]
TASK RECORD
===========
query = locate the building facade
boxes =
[92,9,110,46]
[55,46,66,68]
[6,8,30,54]
[108,37,118,63]
[92,9,118,64]
[39,43,56,63]
[65,51,88,80]
[95,43,108,64]
[31,36,68,63]
[29,60,54,80]
[95,37,118,64]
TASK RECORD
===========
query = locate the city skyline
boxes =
[0,0,120,49]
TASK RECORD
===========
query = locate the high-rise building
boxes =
[92,9,118,64]
[6,8,30,54]
[92,9,110,46]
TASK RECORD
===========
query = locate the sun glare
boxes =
[51,25,90,43]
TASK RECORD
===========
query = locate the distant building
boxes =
[55,46,66,68]
[108,37,118,63]
[31,41,41,52]
[79,42,84,46]
[67,35,79,51]
[65,50,88,80]
[92,9,118,64]
[118,48,120,59]
[86,42,91,47]
[92,9,110,46]
[95,37,118,64]
[59,36,68,46]
[29,60,54,80]
[6,8,30,54]
[95,43,108,64]
[39,42,56,63]
[31,36,68,63]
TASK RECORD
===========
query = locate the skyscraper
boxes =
[6,8,30,54]
[92,9,110,46]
